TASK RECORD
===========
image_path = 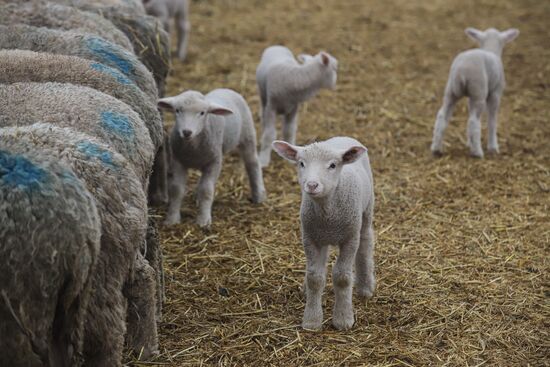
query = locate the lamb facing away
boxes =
[0,50,163,152]
[0,82,154,187]
[0,1,134,51]
[272,137,375,331]
[0,142,101,367]
[256,45,338,167]
[143,0,190,61]
[158,89,267,227]
[431,27,519,158]
[0,24,158,100]
[0,123,158,365]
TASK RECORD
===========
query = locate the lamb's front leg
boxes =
[282,106,299,145]
[164,159,188,225]
[196,161,222,227]
[332,238,359,330]
[302,241,328,330]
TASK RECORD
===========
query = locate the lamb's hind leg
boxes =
[355,213,375,299]
[467,98,486,158]
[175,11,190,60]
[431,93,458,156]
[196,161,222,228]
[332,238,359,330]
[486,93,501,155]
[239,141,266,203]
[164,159,187,225]
[282,106,299,145]
[258,103,277,168]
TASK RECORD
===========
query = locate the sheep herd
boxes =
[0,0,520,365]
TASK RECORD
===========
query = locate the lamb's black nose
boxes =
[182,130,192,138]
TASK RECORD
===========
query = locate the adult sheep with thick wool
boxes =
[0,24,158,100]
[0,123,159,365]
[0,0,133,52]
[0,82,154,187]
[0,139,101,367]
[0,50,162,153]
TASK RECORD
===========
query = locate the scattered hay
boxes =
[131,0,549,365]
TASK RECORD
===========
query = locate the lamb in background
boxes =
[256,45,338,167]
[431,27,520,158]
[143,0,189,61]
[0,140,101,367]
[158,89,267,227]
[273,137,375,331]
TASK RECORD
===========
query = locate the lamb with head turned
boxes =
[256,45,338,167]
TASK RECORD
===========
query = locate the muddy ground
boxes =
[140,0,549,365]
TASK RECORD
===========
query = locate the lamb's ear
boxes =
[207,102,233,116]
[297,54,313,63]
[272,140,300,162]
[500,28,519,43]
[320,52,330,66]
[465,27,485,43]
[157,97,177,111]
[342,146,367,164]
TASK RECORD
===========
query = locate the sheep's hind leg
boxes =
[164,160,187,225]
[467,98,486,158]
[258,103,277,168]
[431,94,458,156]
[486,93,501,155]
[282,106,299,145]
[239,142,266,203]
[355,214,375,299]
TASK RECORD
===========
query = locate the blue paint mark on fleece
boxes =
[0,150,49,190]
[90,62,134,86]
[100,111,135,140]
[86,37,135,76]
[76,141,117,169]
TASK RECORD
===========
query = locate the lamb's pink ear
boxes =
[272,140,300,162]
[465,27,485,43]
[157,97,176,111]
[207,102,233,116]
[500,28,519,43]
[342,146,367,164]
[320,52,330,66]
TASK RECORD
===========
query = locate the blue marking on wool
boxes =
[90,62,134,86]
[0,150,49,190]
[86,37,135,76]
[100,111,135,140]
[76,141,117,169]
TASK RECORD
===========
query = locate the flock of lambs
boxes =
[0,0,519,365]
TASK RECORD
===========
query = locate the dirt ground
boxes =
[140,0,549,365]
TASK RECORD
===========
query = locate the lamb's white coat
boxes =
[272,137,375,330]
[431,27,519,157]
[159,89,266,227]
[256,45,338,167]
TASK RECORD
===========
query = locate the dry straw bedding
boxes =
[134,0,549,365]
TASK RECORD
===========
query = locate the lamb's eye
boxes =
[299,161,305,168]
[199,111,206,116]
[329,163,336,169]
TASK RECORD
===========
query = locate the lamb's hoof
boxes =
[487,147,500,156]
[332,311,355,330]
[163,215,181,226]
[357,287,374,300]
[196,215,212,228]
[251,190,267,204]
[431,149,444,158]
[302,318,322,331]
[470,150,484,159]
